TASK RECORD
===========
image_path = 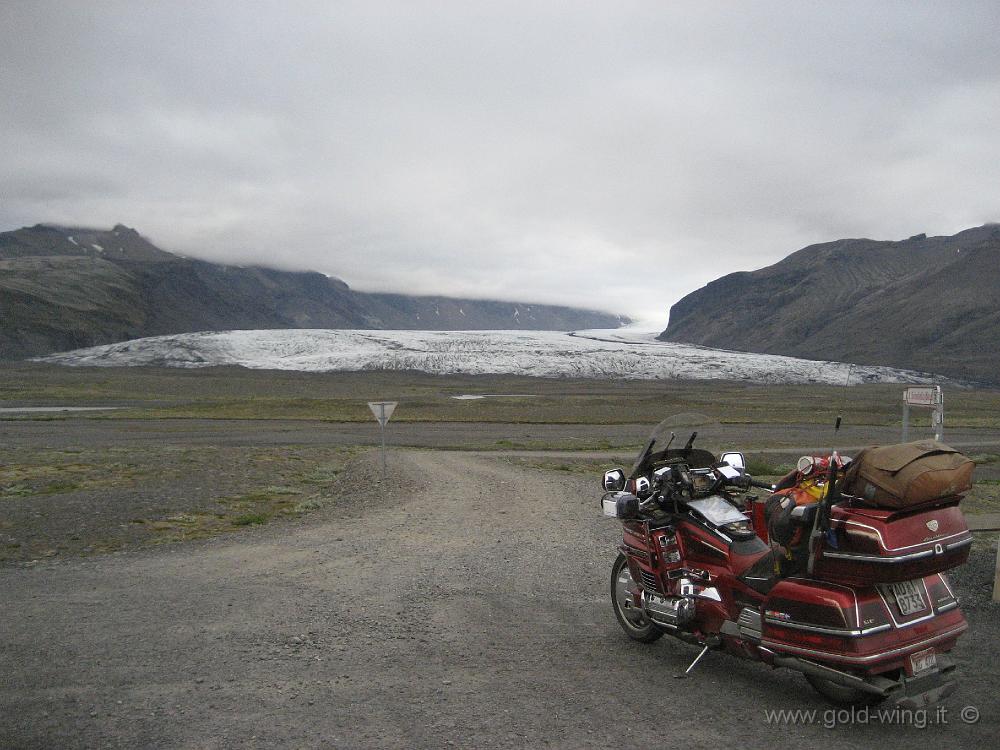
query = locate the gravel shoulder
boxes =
[2,448,997,749]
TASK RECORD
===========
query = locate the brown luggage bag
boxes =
[843,440,974,508]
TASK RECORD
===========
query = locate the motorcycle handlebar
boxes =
[657,468,775,494]
[720,471,775,492]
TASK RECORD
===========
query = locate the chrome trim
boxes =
[936,601,959,613]
[763,617,892,638]
[679,578,722,602]
[862,623,894,635]
[639,569,661,593]
[938,573,957,598]
[945,537,973,552]
[761,622,968,665]
[821,549,934,564]
[829,518,970,553]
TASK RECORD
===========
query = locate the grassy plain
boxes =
[3,363,1000,563]
[4,362,1000,426]
[0,441,357,561]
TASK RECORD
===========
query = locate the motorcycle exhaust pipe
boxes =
[770,654,902,698]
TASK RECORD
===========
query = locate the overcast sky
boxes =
[2,1,998,325]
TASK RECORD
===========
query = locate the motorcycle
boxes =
[600,416,972,707]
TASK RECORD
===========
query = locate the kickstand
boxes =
[674,644,710,679]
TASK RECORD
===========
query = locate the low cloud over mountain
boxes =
[0,224,626,360]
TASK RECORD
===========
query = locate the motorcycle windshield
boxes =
[629,412,723,478]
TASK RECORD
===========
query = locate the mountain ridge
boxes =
[0,223,627,360]
[658,224,1000,384]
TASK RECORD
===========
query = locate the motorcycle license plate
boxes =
[889,580,927,616]
[909,648,937,676]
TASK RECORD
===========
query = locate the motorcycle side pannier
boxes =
[842,441,974,509]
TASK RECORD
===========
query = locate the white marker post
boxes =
[368,401,397,481]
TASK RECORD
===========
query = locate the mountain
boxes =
[0,224,628,360]
[658,224,1000,384]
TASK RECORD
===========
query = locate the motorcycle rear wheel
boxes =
[804,674,887,706]
[611,553,664,643]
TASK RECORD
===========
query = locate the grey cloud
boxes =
[2,1,998,323]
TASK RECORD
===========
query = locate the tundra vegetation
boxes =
[2,364,999,563]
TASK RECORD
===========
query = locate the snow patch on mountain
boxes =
[35,329,941,385]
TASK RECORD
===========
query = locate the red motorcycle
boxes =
[601,417,973,707]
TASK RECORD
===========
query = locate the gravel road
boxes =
[2,449,997,749]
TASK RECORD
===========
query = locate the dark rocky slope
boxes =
[0,224,627,360]
[659,225,1000,383]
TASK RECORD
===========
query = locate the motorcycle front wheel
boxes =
[611,553,664,643]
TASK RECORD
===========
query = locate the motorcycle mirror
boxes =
[720,452,745,471]
[602,468,626,492]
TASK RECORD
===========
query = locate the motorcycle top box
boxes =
[812,499,972,586]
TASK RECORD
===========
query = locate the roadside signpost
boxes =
[902,386,944,442]
[368,401,397,480]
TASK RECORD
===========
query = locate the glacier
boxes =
[34,328,940,385]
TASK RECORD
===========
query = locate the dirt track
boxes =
[2,449,998,749]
